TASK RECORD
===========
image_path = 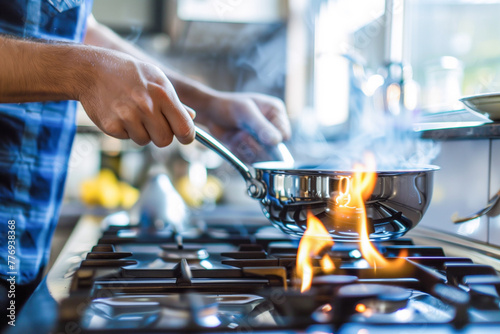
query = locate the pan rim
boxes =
[252,162,440,174]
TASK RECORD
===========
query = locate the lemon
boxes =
[119,182,140,209]
[79,169,139,209]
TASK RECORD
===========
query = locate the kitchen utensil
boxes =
[452,189,500,224]
[460,93,500,121]
[263,142,295,166]
[195,126,438,241]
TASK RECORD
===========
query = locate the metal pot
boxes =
[195,126,438,241]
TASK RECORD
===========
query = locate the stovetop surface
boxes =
[9,207,500,334]
[54,210,500,334]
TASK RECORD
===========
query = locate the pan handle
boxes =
[194,126,266,199]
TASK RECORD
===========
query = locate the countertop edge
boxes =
[420,123,500,140]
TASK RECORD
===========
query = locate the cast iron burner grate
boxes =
[57,218,500,333]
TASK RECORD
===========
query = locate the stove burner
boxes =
[312,275,359,287]
[338,283,411,306]
[160,244,209,261]
[83,294,220,329]
[333,284,412,323]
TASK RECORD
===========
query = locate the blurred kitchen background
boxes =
[53,0,500,266]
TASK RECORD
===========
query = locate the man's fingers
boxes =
[184,105,197,120]
[109,98,152,144]
[252,97,292,141]
[162,102,195,145]
[152,84,195,145]
[142,110,174,147]
[239,100,283,146]
[123,120,151,146]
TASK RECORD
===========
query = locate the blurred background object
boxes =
[129,172,192,234]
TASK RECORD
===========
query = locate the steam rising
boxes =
[230,24,287,99]
[342,110,440,170]
[292,98,441,171]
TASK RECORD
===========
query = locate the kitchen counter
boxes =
[421,122,500,140]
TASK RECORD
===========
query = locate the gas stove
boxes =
[13,206,500,334]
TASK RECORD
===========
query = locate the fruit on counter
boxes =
[120,182,140,209]
[176,174,223,207]
[80,169,139,209]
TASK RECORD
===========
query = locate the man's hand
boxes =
[79,49,195,147]
[193,91,292,162]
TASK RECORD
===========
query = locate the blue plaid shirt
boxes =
[0,0,93,284]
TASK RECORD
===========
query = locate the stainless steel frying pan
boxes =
[195,126,438,241]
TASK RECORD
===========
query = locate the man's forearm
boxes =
[0,35,95,103]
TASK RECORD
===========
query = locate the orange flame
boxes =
[296,212,335,292]
[351,162,388,268]
[355,303,367,313]
[336,155,407,268]
[296,154,407,292]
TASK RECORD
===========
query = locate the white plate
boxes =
[460,92,500,121]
